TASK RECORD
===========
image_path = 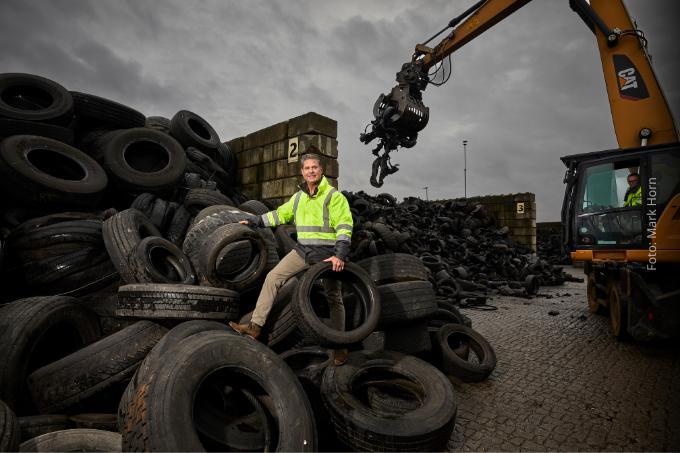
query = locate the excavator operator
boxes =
[623,172,642,207]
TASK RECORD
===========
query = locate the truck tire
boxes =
[0,399,20,452]
[378,280,437,326]
[0,74,73,125]
[197,223,268,291]
[71,91,145,128]
[438,324,496,382]
[321,350,456,452]
[121,331,316,452]
[293,262,380,347]
[130,236,195,285]
[99,128,186,195]
[169,110,220,153]
[609,282,629,340]
[356,253,429,285]
[0,135,108,208]
[183,188,234,214]
[0,296,100,414]
[27,321,167,414]
[19,428,121,452]
[116,283,240,321]
[0,118,74,144]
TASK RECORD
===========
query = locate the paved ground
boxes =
[448,265,680,452]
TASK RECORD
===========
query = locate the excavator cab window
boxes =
[575,158,644,247]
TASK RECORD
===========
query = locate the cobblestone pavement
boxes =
[448,265,680,452]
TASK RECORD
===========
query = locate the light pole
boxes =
[462,140,468,199]
[423,186,429,201]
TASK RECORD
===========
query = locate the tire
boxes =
[430,303,472,328]
[0,399,20,452]
[130,193,156,217]
[365,378,422,416]
[148,198,169,230]
[609,282,629,340]
[587,272,606,315]
[8,219,104,250]
[27,321,167,414]
[145,116,170,133]
[17,415,74,442]
[165,205,192,246]
[0,118,74,144]
[0,135,108,208]
[71,91,145,129]
[438,324,496,382]
[280,347,334,389]
[183,188,233,214]
[130,236,196,285]
[321,350,456,452]
[169,110,220,153]
[19,428,121,452]
[357,253,429,285]
[121,331,316,452]
[0,296,101,414]
[184,147,233,192]
[117,320,230,431]
[197,223,268,291]
[383,320,432,355]
[102,209,161,284]
[369,222,400,251]
[99,128,186,196]
[0,74,73,125]
[69,414,118,432]
[293,262,380,347]
[238,199,270,216]
[275,224,297,257]
[116,283,240,320]
[378,281,437,326]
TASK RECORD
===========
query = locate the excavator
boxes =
[360,0,680,340]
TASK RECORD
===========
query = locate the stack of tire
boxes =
[0,73,473,452]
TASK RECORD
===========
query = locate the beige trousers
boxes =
[251,250,344,330]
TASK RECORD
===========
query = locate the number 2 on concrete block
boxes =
[288,137,299,163]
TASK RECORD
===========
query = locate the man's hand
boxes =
[324,256,345,272]
[239,220,249,225]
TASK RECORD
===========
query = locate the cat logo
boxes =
[613,54,649,100]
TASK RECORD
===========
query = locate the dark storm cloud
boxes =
[0,0,677,221]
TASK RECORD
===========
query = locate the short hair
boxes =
[628,172,640,180]
[300,153,323,168]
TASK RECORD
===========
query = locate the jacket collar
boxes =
[299,176,330,198]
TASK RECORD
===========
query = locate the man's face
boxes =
[302,158,323,184]
[627,175,640,188]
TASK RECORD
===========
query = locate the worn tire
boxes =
[19,428,121,452]
[130,236,195,285]
[0,399,20,452]
[102,209,160,284]
[321,350,456,452]
[0,74,73,125]
[293,262,380,347]
[438,323,496,382]
[0,296,101,414]
[71,91,145,129]
[197,223,268,291]
[17,415,74,442]
[0,118,74,144]
[0,135,108,208]
[238,199,270,216]
[116,283,240,320]
[183,188,233,214]
[357,253,430,285]
[69,413,118,432]
[383,320,432,355]
[378,281,437,326]
[27,321,167,414]
[169,110,220,153]
[99,128,186,196]
[121,331,316,452]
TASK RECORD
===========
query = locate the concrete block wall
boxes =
[463,192,537,252]
[226,112,339,208]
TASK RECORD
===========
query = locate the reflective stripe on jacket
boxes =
[260,176,353,248]
[624,185,642,207]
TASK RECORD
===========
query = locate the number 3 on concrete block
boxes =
[287,137,299,163]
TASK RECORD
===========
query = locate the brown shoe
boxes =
[333,349,348,366]
[228,321,262,340]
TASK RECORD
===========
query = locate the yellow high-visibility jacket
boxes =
[260,176,353,261]
[624,185,642,207]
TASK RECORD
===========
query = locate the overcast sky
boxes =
[1,0,678,221]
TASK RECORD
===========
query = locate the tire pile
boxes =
[0,73,491,452]
[344,191,572,301]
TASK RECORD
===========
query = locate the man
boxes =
[229,152,353,365]
[623,172,642,207]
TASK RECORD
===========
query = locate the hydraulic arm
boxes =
[361,0,678,187]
